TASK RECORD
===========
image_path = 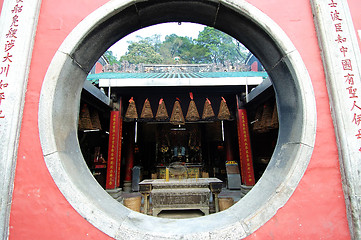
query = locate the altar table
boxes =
[139,178,223,216]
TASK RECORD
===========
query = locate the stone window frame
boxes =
[38,0,316,239]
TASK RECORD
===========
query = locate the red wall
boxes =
[349,0,361,51]
[9,1,110,239]
[0,0,3,15]
[95,62,104,74]
[9,0,351,239]
[247,1,350,238]
[251,61,258,72]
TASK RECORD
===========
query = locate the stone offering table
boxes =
[139,178,222,216]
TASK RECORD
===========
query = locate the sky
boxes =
[109,22,206,58]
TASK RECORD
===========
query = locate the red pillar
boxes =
[124,130,134,182]
[224,122,234,161]
[236,105,256,186]
[122,122,135,192]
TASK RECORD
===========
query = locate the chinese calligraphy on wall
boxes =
[328,0,361,153]
[1,0,25,120]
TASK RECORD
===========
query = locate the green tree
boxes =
[188,44,212,64]
[116,26,249,66]
[104,50,120,65]
[158,34,197,64]
[195,27,247,64]
[120,39,163,64]
[142,34,162,52]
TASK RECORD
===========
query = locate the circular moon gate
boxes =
[38,0,316,239]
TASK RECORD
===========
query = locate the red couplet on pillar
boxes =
[106,111,121,189]
[116,115,123,187]
[237,108,256,186]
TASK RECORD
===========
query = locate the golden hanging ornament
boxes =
[170,100,185,125]
[124,97,138,120]
[140,98,154,119]
[270,102,279,129]
[186,92,200,121]
[202,98,215,120]
[253,105,263,132]
[90,108,102,130]
[217,97,231,120]
[78,103,93,130]
[155,98,169,120]
[261,102,273,131]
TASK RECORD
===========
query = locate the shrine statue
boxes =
[173,146,186,157]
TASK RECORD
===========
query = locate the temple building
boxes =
[3,1,360,239]
[78,65,277,215]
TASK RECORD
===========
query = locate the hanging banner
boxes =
[237,108,255,186]
[116,101,123,187]
[106,111,121,189]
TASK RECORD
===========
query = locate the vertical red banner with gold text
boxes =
[106,111,120,189]
[237,108,256,186]
[116,99,123,187]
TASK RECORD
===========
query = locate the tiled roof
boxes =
[87,71,268,84]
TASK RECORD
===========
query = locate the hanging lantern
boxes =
[253,105,263,132]
[270,102,279,129]
[170,99,185,125]
[186,92,200,121]
[140,98,154,119]
[78,103,93,130]
[261,102,273,131]
[90,108,102,130]
[202,98,215,120]
[155,98,169,121]
[218,97,231,120]
[124,97,138,121]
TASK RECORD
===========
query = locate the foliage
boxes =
[120,38,163,64]
[104,50,120,65]
[115,27,249,65]
[158,34,197,64]
[196,27,247,64]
